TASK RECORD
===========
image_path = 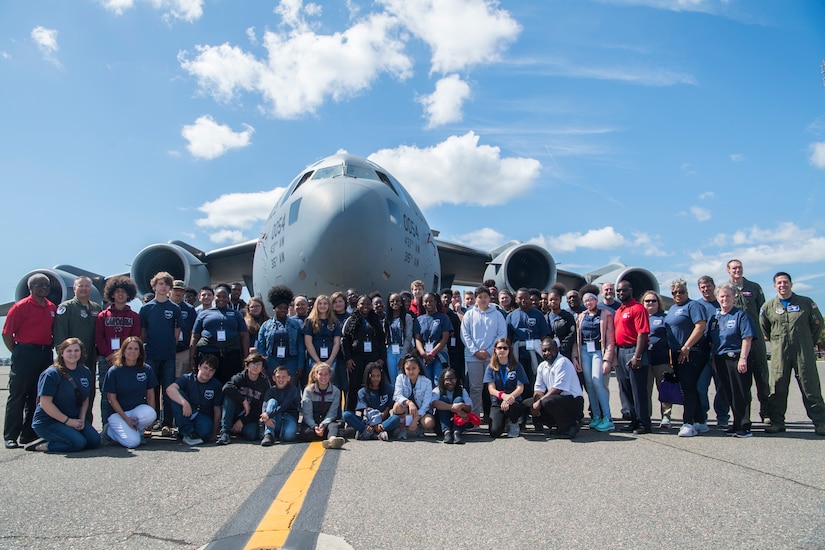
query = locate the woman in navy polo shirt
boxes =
[103,336,159,448]
[30,338,101,452]
[192,284,250,385]
[665,279,709,437]
[483,337,528,438]
[710,283,755,438]
[303,294,342,372]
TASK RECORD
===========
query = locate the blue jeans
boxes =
[580,346,611,419]
[146,358,175,428]
[436,396,468,434]
[221,399,260,441]
[423,355,445,386]
[387,348,404,383]
[171,402,214,439]
[262,399,298,442]
[342,410,400,438]
[34,421,101,453]
[697,359,730,423]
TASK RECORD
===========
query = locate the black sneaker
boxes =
[216,430,231,446]
[443,430,454,444]
[453,430,464,445]
[261,433,275,447]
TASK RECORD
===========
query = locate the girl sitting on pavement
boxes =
[342,362,400,441]
[299,362,345,449]
[391,355,433,439]
[424,367,472,444]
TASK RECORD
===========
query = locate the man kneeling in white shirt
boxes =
[523,339,584,439]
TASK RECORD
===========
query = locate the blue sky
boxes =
[2,0,825,329]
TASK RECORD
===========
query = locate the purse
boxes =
[658,379,684,405]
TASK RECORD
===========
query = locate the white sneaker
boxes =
[182,434,203,446]
[678,424,697,437]
[322,436,345,449]
[507,422,520,438]
[693,422,710,434]
[659,417,671,429]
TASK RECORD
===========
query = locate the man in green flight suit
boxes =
[53,276,102,423]
[759,271,825,435]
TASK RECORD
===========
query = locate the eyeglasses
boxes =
[671,289,686,295]
[643,299,658,303]
[495,346,509,350]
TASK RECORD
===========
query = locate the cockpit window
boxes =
[345,163,379,181]
[311,165,343,180]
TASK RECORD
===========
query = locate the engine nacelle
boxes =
[130,243,212,296]
[14,267,104,306]
[482,243,556,292]
[586,264,660,300]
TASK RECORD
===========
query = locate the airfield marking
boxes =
[244,441,327,550]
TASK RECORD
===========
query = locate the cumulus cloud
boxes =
[368,131,541,209]
[31,26,59,66]
[809,142,825,169]
[380,0,520,74]
[690,206,711,222]
[452,228,506,250]
[100,0,203,22]
[528,227,667,256]
[179,6,412,118]
[182,115,254,160]
[208,229,247,244]
[195,188,285,242]
[419,74,471,128]
[692,223,825,278]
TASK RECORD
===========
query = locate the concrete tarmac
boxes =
[1,364,823,549]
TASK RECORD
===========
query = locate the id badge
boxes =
[425,342,434,353]
[110,337,120,351]
[450,337,456,347]
[526,339,535,351]
[586,341,596,353]
[320,346,329,359]
[217,330,227,342]
[179,331,184,342]
[276,345,286,358]
[392,344,400,354]
[364,341,372,353]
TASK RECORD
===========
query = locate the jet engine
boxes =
[482,243,557,292]
[585,264,660,300]
[130,242,212,296]
[13,266,104,306]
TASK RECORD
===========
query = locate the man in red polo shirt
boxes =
[3,273,57,448]
[614,281,651,434]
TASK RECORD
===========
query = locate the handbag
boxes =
[658,379,684,405]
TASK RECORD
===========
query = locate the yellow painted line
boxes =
[244,441,327,550]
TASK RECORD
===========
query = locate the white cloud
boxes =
[100,0,203,22]
[182,115,254,160]
[809,141,825,169]
[730,153,744,162]
[179,8,412,118]
[604,0,730,14]
[31,26,59,66]
[698,191,714,200]
[692,223,825,278]
[528,227,667,257]
[534,60,697,86]
[208,229,247,244]
[380,0,520,74]
[195,188,286,242]
[419,74,471,128]
[1,51,10,59]
[690,206,711,222]
[452,228,506,250]
[368,131,541,209]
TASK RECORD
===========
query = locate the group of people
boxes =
[3,258,823,454]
